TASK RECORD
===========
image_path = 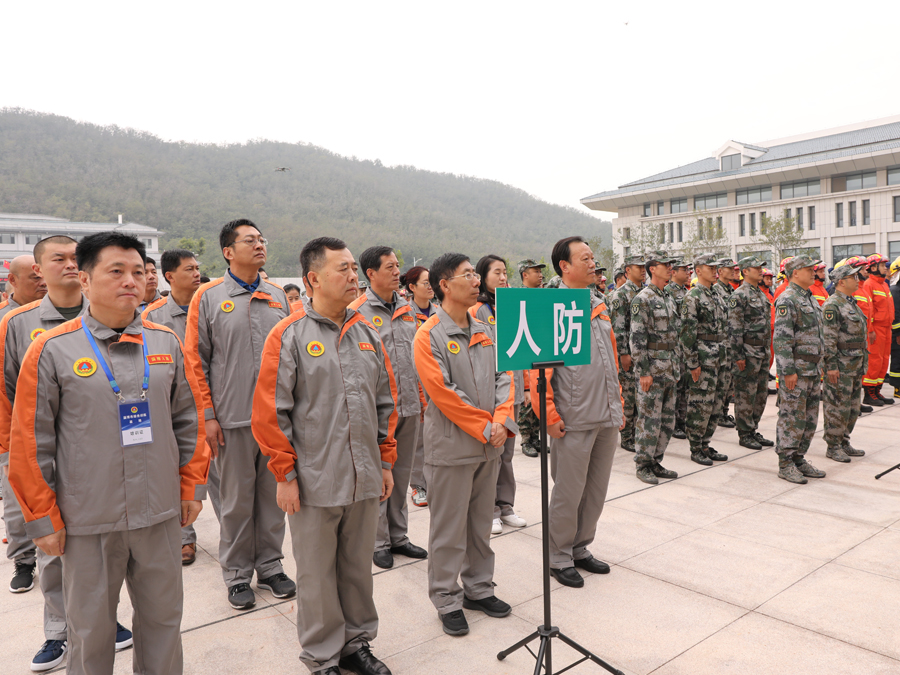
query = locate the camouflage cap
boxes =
[646,249,678,265]
[784,254,818,274]
[693,253,719,267]
[358,279,370,289]
[594,261,607,272]
[623,254,646,267]
[715,257,737,268]
[671,258,691,269]
[738,255,768,270]
[830,264,860,282]
[613,265,625,278]
[517,258,546,275]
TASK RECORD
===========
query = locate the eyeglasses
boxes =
[416,281,432,288]
[450,272,481,282]
[231,237,268,247]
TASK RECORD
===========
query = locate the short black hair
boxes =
[359,246,394,281]
[219,219,261,257]
[475,254,505,298]
[283,283,301,295]
[551,236,587,276]
[76,232,147,274]
[300,237,348,281]
[614,270,625,280]
[145,257,157,268]
[33,235,77,265]
[429,252,469,303]
[160,249,197,280]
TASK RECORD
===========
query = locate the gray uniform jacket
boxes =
[0,296,22,321]
[251,298,399,507]
[530,286,622,430]
[142,293,188,341]
[185,273,290,427]
[8,311,208,539]
[413,306,517,466]
[470,300,525,406]
[349,288,422,418]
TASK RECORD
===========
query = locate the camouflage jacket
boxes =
[589,283,607,304]
[679,283,727,372]
[822,290,869,375]
[545,275,561,288]
[608,280,641,357]
[714,280,734,302]
[728,282,772,363]
[629,283,679,382]
[664,281,688,310]
[774,282,824,378]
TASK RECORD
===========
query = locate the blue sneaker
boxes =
[115,622,133,651]
[31,640,66,672]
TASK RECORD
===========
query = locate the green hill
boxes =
[0,108,611,277]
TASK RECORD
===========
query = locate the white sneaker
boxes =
[501,513,527,528]
[491,518,502,534]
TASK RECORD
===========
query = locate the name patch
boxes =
[401,315,414,322]
[147,354,174,365]
[268,301,283,309]
[359,342,375,352]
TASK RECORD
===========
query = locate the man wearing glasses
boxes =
[185,219,296,610]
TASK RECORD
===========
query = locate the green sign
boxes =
[495,288,592,371]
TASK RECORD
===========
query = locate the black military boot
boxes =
[863,386,883,406]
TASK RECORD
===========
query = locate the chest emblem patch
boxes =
[221,300,235,313]
[401,314,414,322]
[823,309,836,322]
[778,306,788,317]
[447,340,461,354]
[373,316,384,327]
[307,341,325,357]
[148,354,174,365]
[73,357,97,377]
[488,315,496,325]
[30,328,45,341]
[631,303,639,315]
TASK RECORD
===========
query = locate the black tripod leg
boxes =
[875,462,900,479]
[497,629,540,660]
[556,632,625,675]
[533,636,548,675]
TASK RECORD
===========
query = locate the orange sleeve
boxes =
[184,283,216,418]
[594,304,624,410]
[413,323,493,442]
[141,297,166,321]
[377,343,399,466]
[529,367,561,426]
[0,310,15,456]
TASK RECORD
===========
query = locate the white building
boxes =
[581,116,900,266]
[0,213,163,281]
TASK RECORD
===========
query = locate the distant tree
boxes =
[613,221,669,258]
[747,213,814,262]
[177,236,207,257]
[587,235,618,274]
[679,211,731,263]
[394,248,404,269]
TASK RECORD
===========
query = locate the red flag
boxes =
[2,260,9,269]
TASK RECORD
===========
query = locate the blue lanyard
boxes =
[81,316,150,401]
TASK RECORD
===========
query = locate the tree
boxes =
[587,235,618,273]
[677,211,731,264]
[612,221,669,258]
[746,213,816,263]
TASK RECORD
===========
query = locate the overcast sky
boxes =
[4,1,898,220]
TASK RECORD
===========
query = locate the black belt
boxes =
[697,333,723,342]
[795,353,822,364]
[838,341,866,350]
[648,341,676,350]
[743,337,767,347]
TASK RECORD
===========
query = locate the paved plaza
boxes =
[2,387,899,674]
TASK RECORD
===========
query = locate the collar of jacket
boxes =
[557,280,603,310]
[165,293,188,316]
[436,304,489,339]
[39,293,88,322]
[83,309,144,341]
[225,269,263,296]
[301,296,358,330]
[365,287,409,312]
[788,281,812,298]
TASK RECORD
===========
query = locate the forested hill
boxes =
[0,109,612,276]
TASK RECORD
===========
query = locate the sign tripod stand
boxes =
[497,362,624,675]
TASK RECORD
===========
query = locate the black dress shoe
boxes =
[860,404,874,413]
[574,555,610,574]
[372,550,393,569]
[550,566,584,588]
[463,594,511,617]
[390,542,427,559]
[339,644,391,675]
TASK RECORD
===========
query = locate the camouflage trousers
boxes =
[634,377,676,468]
[775,375,821,465]
[721,352,734,414]
[619,369,637,449]
[518,399,540,450]
[734,356,768,434]
[675,370,689,429]
[685,364,726,452]
[823,370,863,449]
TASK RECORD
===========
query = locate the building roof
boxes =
[0,213,163,235]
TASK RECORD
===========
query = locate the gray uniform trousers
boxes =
[217,426,285,585]
[425,457,500,614]
[409,419,427,491]
[290,498,379,673]
[494,404,519,519]
[548,426,618,569]
[181,459,221,546]
[62,517,183,675]
[2,467,36,565]
[375,414,419,551]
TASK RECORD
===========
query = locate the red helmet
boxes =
[846,255,867,268]
[762,268,774,277]
[867,253,888,266]
[779,257,794,273]
[813,261,826,271]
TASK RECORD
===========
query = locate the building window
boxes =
[694,192,728,210]
[668,222,674,243]
[849,201,857,227]
[749,213,756,236]
[677,221,683,242]
[809,206,816,231]
[888,167,900,186]
[697,219,704,240]
[833,243,874,262]
[796,208,802,231]
[721,154,741,171]
[623,246,630,258]
[890,240,900,261]
[670,198,687,214]
[845,171,877,191]
[623,227,631,241]
[657,201,665,216]
[739,214,745,237]
[894,196,900,223]
[736,186,772,205]
[143,238,153,249]
[780,179,821,199]
[862,200,870,225]
[836,203,843,227]
[0,234,14,245]
[643,203,652,217]
[25,234,43,245]
[785,246,821,259]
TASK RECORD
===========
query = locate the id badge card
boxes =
[119,400,153,447]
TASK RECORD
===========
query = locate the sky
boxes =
[3,1,899,220]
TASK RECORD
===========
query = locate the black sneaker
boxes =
[257,572,296,598]
[440,609,469,636]
[228,582,256,609]
[463,594,511,617]
[10,561,35,593]
[31,639,67,672]
[115,622,133,650]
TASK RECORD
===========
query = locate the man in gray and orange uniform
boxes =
[253,237,397,675]
[532,237,624,588]
[8,232,208,675]
[184,218,295,609]
[413,252,517,638]
[0,254,47,322]
[351,245,427,571]
[143,248,211,565]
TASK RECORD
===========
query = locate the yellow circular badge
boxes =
[30,328,46,341]
[488,315,496,325]
[221,300,235,313]
[73,357,97,377]
[306,341,325,357]
[447,340,460,354]
[373,316,384,327]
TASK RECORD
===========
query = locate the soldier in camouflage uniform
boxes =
[822,263,869,462]
[774,255,828,484]
[516,259,547,457]
[680,254,729,465]
[666,259,691,439]
[590,262,607,303]
[608,255,646,452]
[714,258,738,428]
[630,251,680,484]
[729,256,775,450]
[545,274,562,288]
